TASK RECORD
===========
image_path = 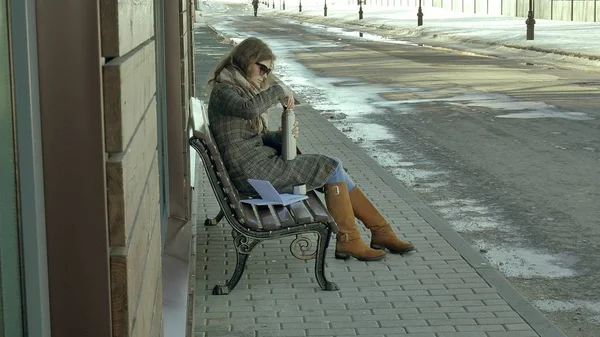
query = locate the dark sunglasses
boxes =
[255,62,272,76]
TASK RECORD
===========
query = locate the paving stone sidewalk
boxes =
[192,24,566,337]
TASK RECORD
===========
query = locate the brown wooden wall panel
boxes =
[110,161,160,337]
[130,217,163,337]
[37,1,113,335]
[104,41,157,152]
[107,103,158,246]
[100,0,155,57]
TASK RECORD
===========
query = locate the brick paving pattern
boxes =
[192,24,564,337]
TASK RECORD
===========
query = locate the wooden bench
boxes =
[189,105,339,295]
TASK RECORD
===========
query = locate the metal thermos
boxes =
[281,107,296,161]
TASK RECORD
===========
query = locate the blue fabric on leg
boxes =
[325,157,356,191]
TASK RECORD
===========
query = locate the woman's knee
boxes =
[327,156,355,190]
[329,156,344,169]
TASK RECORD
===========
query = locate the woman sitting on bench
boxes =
[206,37,415,261]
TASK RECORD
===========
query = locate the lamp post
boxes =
[299,0,302,11]
[526,0,535,40]
[324,0,327,16]
[359,0,363,19]
[417,0,423,26]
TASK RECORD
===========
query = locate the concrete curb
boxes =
[197,23,568,337]
[265,11,599,62]
[204,23,223,37]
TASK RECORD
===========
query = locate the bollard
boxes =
[417,0,423,26]
[359,1,363,19]
[324,0,327,16]
[526,14,535,40]
[299,0,302,11]
[526,0,535,40]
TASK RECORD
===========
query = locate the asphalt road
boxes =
[199,6,600,336]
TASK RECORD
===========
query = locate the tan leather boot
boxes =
[349,187,415,254]
[324,182,385,261]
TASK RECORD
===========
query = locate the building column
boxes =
[35,1,112,336]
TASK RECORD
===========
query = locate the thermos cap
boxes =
[293,184,307,195]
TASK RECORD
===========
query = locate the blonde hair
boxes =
[209,37,276,89]
[208,38,276,132]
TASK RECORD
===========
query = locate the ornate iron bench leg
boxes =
[314,226,339,291]
[205,209,224,226]
[212,231,260,295]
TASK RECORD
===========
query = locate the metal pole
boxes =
[526,0,535,40]
[570,0,574,21]
[283,0,285,9]
[299,0,302,11]
[417,0,423,26]
[324,0,328,16]
[359,0,363,19]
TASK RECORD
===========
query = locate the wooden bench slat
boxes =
[257,206,280,231]
[288,201,313,224]
[232,202,245,222]
[214,158,226,172]
[232,189,241,204]
[241,204,260,230]
[304,192,330,223]
[272,205,295,227]
[208,141,218,152]
[225,189,237,204]
[212,154,225,168]
[220,174,233,189]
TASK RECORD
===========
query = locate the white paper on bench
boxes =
[241,179,308,206]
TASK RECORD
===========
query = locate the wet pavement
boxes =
[191,23,570,337]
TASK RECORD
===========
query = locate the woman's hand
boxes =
[281,94,295,110]
[278,120,299,138]
[292,120,299,138]
[281,85,295,110]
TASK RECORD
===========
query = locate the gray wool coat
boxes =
[207,81,338,196]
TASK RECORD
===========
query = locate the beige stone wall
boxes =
[100,1,163,336]
[98,0,196,335]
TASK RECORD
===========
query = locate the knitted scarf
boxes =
[216,66,269,134]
